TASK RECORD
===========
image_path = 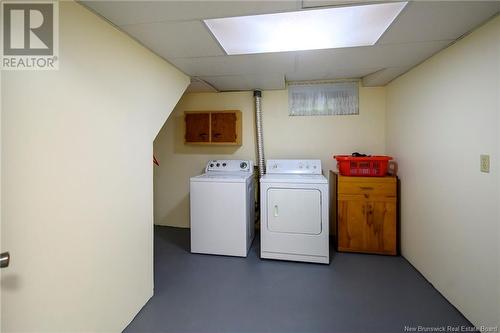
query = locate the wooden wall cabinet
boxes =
[331,172,398,255]
[185,110,241,145]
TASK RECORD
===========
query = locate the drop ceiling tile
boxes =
[121,21,224,58]
[286,66,382,82]
[301,0,377,9]
[82,1,301,26]
[294,40,452,74]
[362,66,413,87]
[199,74,285,91]
[169,53,296,77]
[379,1,500,44]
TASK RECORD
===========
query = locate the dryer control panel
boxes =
[205,160,254,173]
[266,159,322,175]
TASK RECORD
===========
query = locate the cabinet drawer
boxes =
[338,180,396,196]
[338,194,396,202]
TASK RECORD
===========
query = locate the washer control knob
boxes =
[240,162,248,169]
[210,163,214,167]
[222,163,227,167]
[216,163,220,167]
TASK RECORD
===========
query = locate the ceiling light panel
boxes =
[204,2,407,55]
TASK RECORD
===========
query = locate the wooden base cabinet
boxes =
[331,172,398,255]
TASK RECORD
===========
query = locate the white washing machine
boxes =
[190,159,255,257]
[260,159,329,264]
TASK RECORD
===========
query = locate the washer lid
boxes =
[260,174,327,184]
[191,172,253,183]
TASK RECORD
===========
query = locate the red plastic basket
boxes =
[334,155,393,177]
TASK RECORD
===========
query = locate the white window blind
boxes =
[288,81,359,116]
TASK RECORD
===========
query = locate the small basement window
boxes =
[288,81,359,116]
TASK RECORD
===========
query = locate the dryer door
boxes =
[267,188,321,235]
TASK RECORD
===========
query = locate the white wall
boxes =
[386,16,500,327]
[154,87,386,227]
[1,2,189,332]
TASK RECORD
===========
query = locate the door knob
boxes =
[1,252,10,268]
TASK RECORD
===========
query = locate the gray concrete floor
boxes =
[124,226,471,333]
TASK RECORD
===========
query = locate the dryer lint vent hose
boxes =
[254,90,265,177]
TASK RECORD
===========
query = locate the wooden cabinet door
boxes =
[185,113,209,142]
[364,199,397,255]
[338,195,396,255]
[338,197,366,251]
[211,112,237,143]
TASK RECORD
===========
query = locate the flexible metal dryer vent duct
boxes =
[254,90,265,176]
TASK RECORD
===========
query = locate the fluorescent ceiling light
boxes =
[204,2,407,55]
